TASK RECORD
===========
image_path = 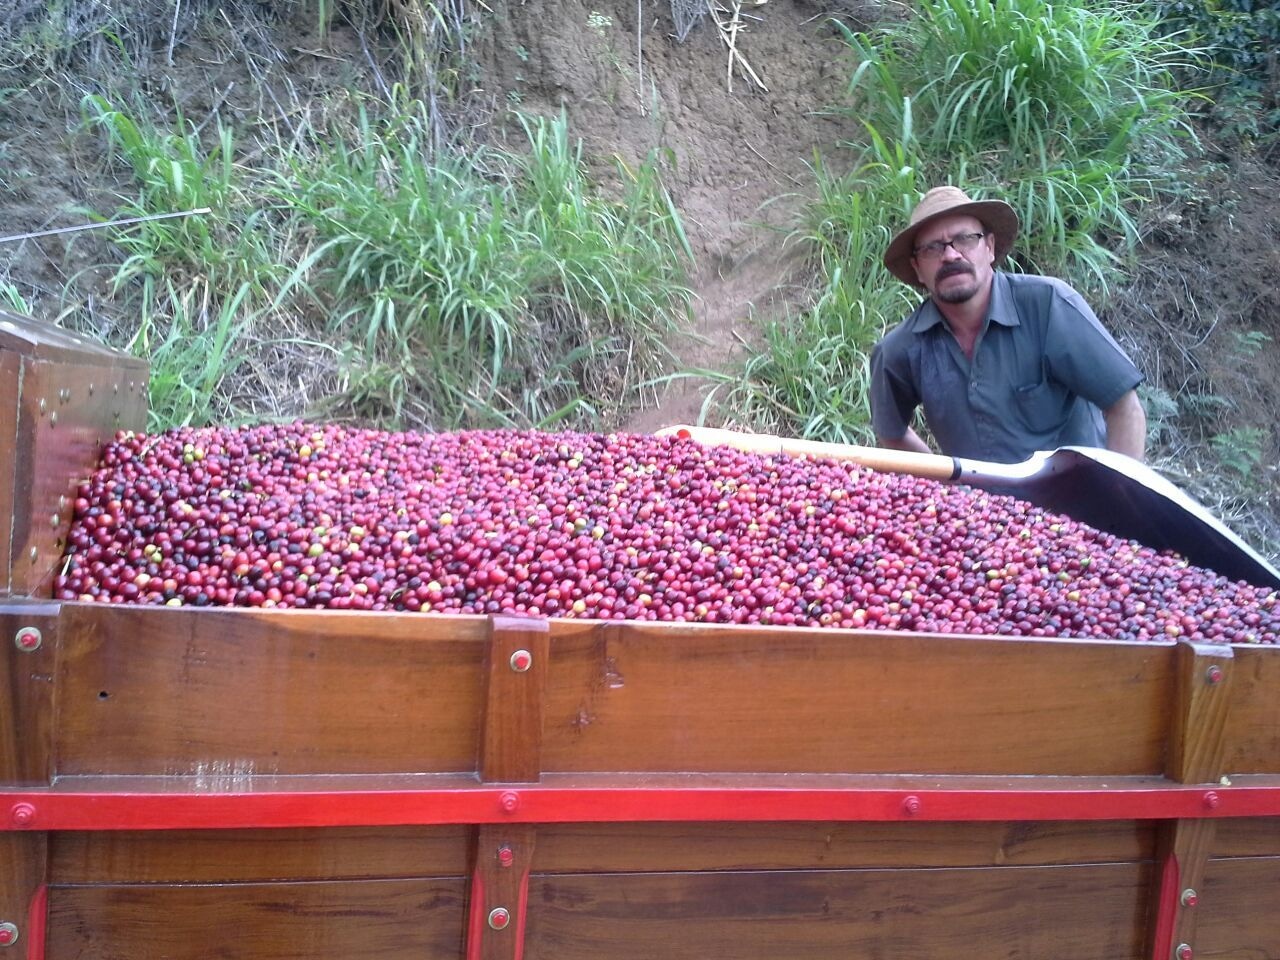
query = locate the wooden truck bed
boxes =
[2,309,1278,960]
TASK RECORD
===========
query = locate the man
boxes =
[870,185,1146,463]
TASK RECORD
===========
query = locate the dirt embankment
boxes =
[473,0,858,430]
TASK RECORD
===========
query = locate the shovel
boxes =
[659,425,1280,590]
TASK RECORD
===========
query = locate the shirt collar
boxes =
[907,271,1019,333]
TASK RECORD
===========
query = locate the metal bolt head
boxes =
[497,844,515,868]
[1176,944,1193,960]
[50,411,58,427]
[1205,665,1224,685]
[10,803,35,827]
[14,627,41,652]
[27,546,37,563]
[509,649,532,673]
[1181,888,1199,908]
[499,791,520,814]
[487,907,510,930]
[0,921,18,946]
[1203,791,1220,810]
[902,795,922,816]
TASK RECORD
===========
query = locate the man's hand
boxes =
[1104,390,1147,462]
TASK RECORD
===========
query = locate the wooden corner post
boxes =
[1,599,61,957]
[1149,641,1234,960]
[467,616,550,960]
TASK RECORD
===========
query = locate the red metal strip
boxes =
[3,784,1280,831]
[514,863,530,960]
[1150,853,1179,960]
[25,885,46,960]
[464,871,485,960]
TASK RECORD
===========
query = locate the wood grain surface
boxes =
[0,349,19,595]
[50,827,472,883]
[543,622,1173,776]
[1167,642,1234,784]
[9,358,147,597]
[523,863,1152,960]
[1223,645,1280,775]
[0,601,59,784]
[1198,854,1280,959]
[54,606,489,775]
[1212,816,1280,857]
[45,879,467,960]
[479,617,549,782]
[531,820,1154,872]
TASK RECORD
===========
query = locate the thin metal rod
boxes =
[0,207,213,246]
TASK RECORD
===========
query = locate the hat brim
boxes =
[883,200,1020,286]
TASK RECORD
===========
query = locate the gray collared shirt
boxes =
[870,272,1143,463]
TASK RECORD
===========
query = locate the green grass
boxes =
[839,0,1202,286]
[721,161,917,442]
[75,92,690,431]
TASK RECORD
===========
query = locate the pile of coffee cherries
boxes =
[55,423,1278,643]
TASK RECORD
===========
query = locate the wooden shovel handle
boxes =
[657,426,960,482]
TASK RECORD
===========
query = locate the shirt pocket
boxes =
[1013,377,1070,433]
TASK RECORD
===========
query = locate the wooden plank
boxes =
[1148,820,1218,960]
[544,622,1174,776]
[1167,641,1234,784]
[1197,855,1280,959]
[1211,816,1280,858]
[11,358,147,597]
[1224,646,1280,776]
[0,349,19,595]
[466,824,537,960]
[0,600,59,784]
[0,309,150,368]
[479,617,549,783]
[523,862,1152,960]
[54,606,489,775]
[533,820,1155,872]
[45,879,467,960]
[50,827,472,883]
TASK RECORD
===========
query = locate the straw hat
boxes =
[883,186,1019,285]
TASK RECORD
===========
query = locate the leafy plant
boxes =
[723,160,917,440]
[1211,426,1268,480]
[837,0,1202,287]
[271,107,690,428]
[132,279,254,430]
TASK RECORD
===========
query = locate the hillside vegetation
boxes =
[0,0,1276,560]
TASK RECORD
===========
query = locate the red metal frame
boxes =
[1150,853,1179,960]
[4,783,1280,831]
[465,872,487,960]
[25,885,46,960]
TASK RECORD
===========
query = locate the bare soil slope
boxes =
[474,0,855,430]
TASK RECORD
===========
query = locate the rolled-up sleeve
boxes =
[1043,286,1143,409]
[870,331,920,440]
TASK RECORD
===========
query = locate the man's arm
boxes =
[1104,389,1146,462]
[878,426,932,455]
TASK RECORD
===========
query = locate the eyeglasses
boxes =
[913,231,988,260]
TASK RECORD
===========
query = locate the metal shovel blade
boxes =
[952,447,1280,589]
[660,426,1280,589]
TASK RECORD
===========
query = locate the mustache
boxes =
[936,263,974,281]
